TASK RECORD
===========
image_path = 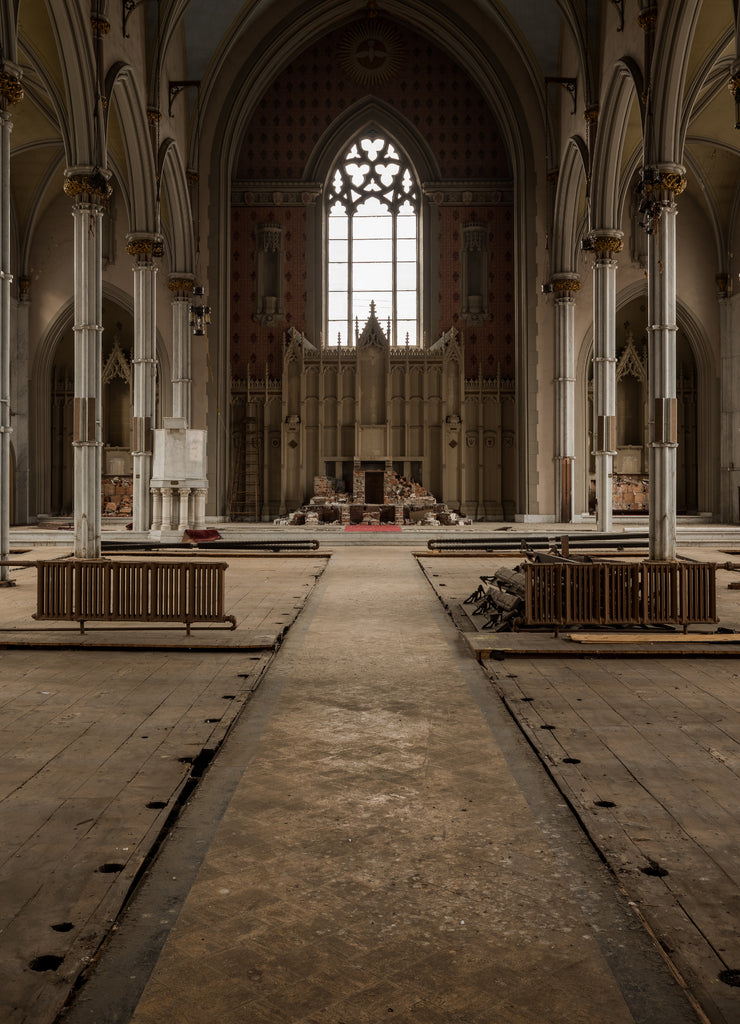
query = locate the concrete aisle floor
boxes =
[67,547,699,1024]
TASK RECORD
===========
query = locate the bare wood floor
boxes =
[419,550,740,1023]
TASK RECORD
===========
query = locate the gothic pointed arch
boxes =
[590,62,640,229]
[46,2,99,166]
[106,63,158,233]
[551,136,588,271]
[158,138,195,273]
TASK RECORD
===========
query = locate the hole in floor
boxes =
[146,801,167,809]
[719,969,740,987]
[29,955,64,972]
[540,724,556,730]
[640,862,669,877]
[222,695,236,699]
[205,718,221,723]
[51,923,74,932]
[97,863,124,874]
[594,800,616,808]
[562,757,581,764]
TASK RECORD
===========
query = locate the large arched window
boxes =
[327,131,419,346]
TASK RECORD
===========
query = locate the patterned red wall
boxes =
[231,207,306,380]
[231,17,514,382]
[236,21,510,181]
[437,206,515,378]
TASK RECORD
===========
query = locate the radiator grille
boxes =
[525,561,716,630]
[34,559,233,632]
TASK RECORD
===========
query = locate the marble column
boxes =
[0,66,22,583]
[644,165,686,560]
[150,486,163,531]
[127,234,161,532]
[590,230,623,533]
[169,275,194,424]
[177,486,190,531]
[64,168,112,558]
[160,486,173,531]
[551,274,581,523]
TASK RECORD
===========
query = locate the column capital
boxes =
[64,168,112,203]
[168,274,195,297]
[716,274,731,299]
[640,164,687,198]
[0,63,23,107]
[90,14,110,35]
[125,232,164,261]
[584,229,623,261]
[550,273,582,297]
[637,6,657,31]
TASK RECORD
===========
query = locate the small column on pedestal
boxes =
[177,487,191,531]
[150,487,162,531]
[193,487,207,529]
[160,487,173,532]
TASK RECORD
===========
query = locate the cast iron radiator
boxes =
[33,559,237,634]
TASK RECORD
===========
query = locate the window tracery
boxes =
[327,132,418,346]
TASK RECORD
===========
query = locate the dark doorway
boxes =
[365,471,384,504]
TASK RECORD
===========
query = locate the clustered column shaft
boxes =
[65,169,111,558]
[551,274,581,523]
[590,230,623,534]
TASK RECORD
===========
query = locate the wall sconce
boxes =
[189,286,211,336]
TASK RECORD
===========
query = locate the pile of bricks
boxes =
[613,473,649,512]
[102,475,133,517]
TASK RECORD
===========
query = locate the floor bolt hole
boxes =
[29,955,64,972]
[719,969,740,987]
[640,862,669,877]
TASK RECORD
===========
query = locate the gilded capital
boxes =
[0,69,24,106]
[638,8,657,30]
[583,105,599,123]
[90,15,110,34]
[186,170,199,186]
[642,166,687,198]
[590,231,624,255]
[125,233,164,259]
[63,170,113,202]
[551,275,582,295]
[168,276,195,296]
[147,108,162,124]
[716,274,730,297]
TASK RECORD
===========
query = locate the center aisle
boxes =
[123,548,695,1023]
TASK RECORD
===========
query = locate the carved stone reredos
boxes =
[357,301,388,350]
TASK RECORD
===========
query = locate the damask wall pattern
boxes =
[437,205,515,379]
[231,17,514,383]
[230,206,307,380]
[236,20,511,181]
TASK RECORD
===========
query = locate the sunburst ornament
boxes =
[340,20,403,85]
